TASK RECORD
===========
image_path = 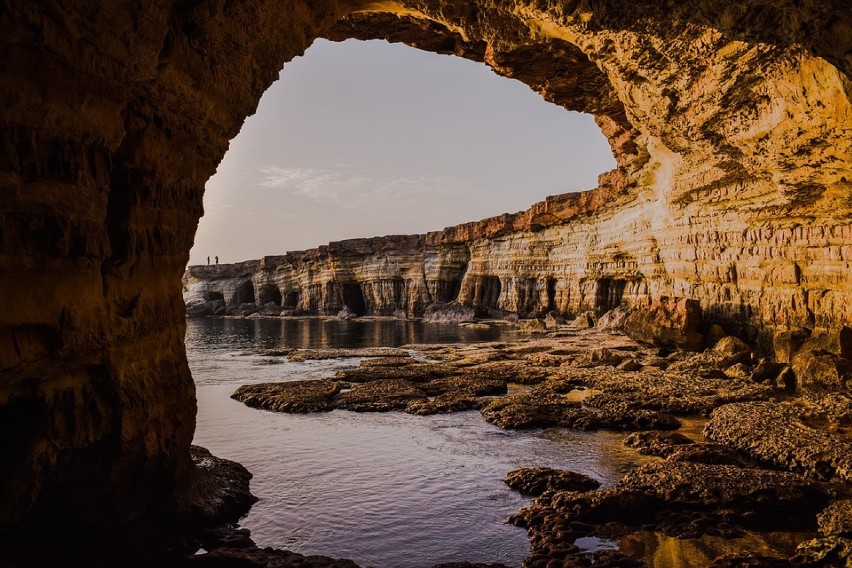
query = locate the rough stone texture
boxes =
[623,296,704,351]
[704,402,852,481]
[1,0,850,543]
[504,467,601,497]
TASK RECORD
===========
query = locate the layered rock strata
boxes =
[1,0,850,550]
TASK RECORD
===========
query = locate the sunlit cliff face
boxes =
[0,0,849,538]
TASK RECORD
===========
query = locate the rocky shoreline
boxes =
[216,305,852,567]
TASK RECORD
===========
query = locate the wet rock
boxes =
[192,546,362,567]
[232,380,340,413]
[432,563,512,568]
[623,297,704,352]
[335,379,427,412]
[423,302,475,323]
[358,356,417,368]
[504,467,601,496]
[336,362,455,383]
[572,366,772,416]
[666,443,748,467]
[480,394,680,431]
[405,394,482,415]
[176,446,258,529]
[513,461,830,561]
[818,499,852,537]
[287,347,410,362]
[775,366,798,391]
[623,431,694,457]
[704,402,852,481]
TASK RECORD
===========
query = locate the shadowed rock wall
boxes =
[1,0,850,539]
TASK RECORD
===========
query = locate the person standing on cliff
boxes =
[215,256,219,265]
[207,256,210,265]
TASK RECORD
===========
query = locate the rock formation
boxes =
[1,0,850,556]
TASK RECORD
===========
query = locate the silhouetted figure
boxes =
[207,256,210,265]
[215,256,219,265]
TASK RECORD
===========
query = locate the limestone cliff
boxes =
[1,0,850,545]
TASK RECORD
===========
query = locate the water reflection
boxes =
[186,317,516,351]
[187,318,642,567]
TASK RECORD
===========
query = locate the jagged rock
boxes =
[794,536,852,566]
[623,297,704,351]
[422,302,476,323]
[713,336,751,357]
[337,305,358,320]
[544,312,565,329]
[773,329,813,364]
[512,461,830,561]
[233,380,341,413]
[704,402,852,481]
[818,499,852,537]
[287,347,410,362]
[623,430,694,457]
[666,443,749,467]
[792,349,851,395]
[504,467,600,497]
[176,446,258,528]
[518,318,548,333]
[597,306,633,332]
[570,311,597,329]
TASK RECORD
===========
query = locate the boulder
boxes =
[623,297,704,351]
[518,318,547,333]
[422,302,475,323]
[544,312,565,329]
[504,467,600,496]
[597,305,633,331]
[792,349,851,394]
[713,336,751,357]
[773,328,812,363]
[570,311,597,328]
[337,305,358,320]
[705,323,728,348]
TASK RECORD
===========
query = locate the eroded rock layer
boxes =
[1,0,850,543]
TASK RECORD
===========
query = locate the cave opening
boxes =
[257,284,282,306]
[341,283,367,316]
[283,291,300,308]
[436,278,463,303]
[204,290,225,303]
[595,279,626,313]
[232,281,256,305]
[475,276,502,316]
[547,278,558,312]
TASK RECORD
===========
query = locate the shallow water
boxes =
[188,318,646,567]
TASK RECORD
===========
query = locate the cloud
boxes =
[258,165,475,213]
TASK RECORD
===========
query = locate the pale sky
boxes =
[189,39,615,265]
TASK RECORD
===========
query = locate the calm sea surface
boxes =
[188,318,644,567]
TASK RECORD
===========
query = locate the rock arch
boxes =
[0,0,849,542]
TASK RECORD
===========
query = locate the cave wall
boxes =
[1,0,850,539]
